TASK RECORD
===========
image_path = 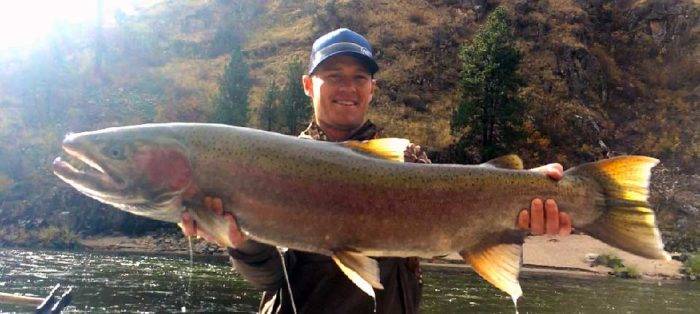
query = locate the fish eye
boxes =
[103,145,126,160]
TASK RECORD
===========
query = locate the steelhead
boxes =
[53,123,669,303]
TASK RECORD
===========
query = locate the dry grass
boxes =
[546,0,585,15]
[157,56,227,94]
[247,16,315,52]
[370,91,458,149]
[104,0,698,165]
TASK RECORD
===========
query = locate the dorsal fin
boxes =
[481,154,524,170]
[341,138,409,162]
[461,243,523,306]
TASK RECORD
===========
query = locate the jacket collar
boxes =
[299,120,382,141]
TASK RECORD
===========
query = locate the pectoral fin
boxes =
[481,154,524,170]
[332,251,384,297]
[342,138,409,162]
[461,243,523,304]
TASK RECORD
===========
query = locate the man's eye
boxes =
[354,76,369,82]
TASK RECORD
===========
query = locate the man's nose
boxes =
[336,77,357,91]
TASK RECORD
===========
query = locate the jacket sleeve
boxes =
[228,240,285,291]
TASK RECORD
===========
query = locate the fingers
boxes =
[186,196,244,248]
[198,229,221,246]
[521,198,571,236]
[212,198,224,215]
[547,163,564,181]
[530,199,545,235]
[559,212,572,236]
[226,213,246,247]
[203,196,213,211]
[182,211,216,243]
[201,196,241,247]
[517,209,529,230]
[544,199,560,235]
[204,196,224,215]
[531,163,564,181]
[180,212,197,236]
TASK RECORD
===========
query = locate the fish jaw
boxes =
[53,133,128,202]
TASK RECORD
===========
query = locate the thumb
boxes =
[180,212,197,236]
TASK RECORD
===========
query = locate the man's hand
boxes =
[180,196,246,247]
[516,163,572,236]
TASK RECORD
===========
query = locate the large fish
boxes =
[52,123,669,304]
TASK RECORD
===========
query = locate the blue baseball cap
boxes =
[308,28,379,75]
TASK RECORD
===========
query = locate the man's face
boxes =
[303,55,375,133]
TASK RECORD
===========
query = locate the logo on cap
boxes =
[359,46,372,57]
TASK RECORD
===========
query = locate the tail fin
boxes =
[569,156,670,260]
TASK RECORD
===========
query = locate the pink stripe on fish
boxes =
[134,148,192,191]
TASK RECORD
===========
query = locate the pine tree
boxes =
[213,44,250,126]
[280,59,310,135]
[451,7,525,162]
[259,79,281,131]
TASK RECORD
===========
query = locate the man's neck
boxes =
[316,119,363,142]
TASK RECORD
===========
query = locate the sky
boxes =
[0,1,145,52]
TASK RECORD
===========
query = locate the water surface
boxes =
[0,249,697,313]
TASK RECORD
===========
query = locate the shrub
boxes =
[682,253,700,279]
[593,254,641,279]
[37,226,81,250]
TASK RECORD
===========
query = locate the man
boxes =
[181,28,571,313]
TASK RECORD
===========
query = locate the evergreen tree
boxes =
[280,59,310,135]
[213,44,250,126]
[451,7,525,161]
[259,79,281,131]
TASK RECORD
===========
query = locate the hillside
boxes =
[0,0,697,252]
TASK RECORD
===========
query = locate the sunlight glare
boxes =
[0,1,137,50]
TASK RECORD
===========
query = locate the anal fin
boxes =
[332,251,384,298]
[461,243,523,304]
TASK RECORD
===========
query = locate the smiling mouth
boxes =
[334,100,357,106]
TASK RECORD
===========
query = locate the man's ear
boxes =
[302,75,313,98]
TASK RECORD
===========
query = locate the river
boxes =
[0,249,697,313]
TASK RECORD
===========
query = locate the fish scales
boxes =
[176,126,589,256]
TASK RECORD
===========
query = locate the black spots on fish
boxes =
[258,151,272,162]
[418,176,429,185]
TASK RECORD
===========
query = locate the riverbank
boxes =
[77,233,685,280]
[425,235,684,280]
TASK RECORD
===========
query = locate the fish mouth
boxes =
[53,136,127,196]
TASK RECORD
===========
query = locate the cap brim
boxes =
[309,42,379,75]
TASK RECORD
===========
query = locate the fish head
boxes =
[53,125,193,222]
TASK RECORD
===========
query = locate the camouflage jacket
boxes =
[230,120,429,314]
[300,120,431,164]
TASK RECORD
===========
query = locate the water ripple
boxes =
[1,249,698,313]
